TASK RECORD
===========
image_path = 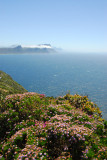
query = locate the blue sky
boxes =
[0,0,107,52]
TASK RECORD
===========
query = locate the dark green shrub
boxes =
[0,114,9,140]
[6,148,15,160]
[96,124,104,135]
[68,138,86,160]
[46,130,86,160]
[47,107,57,117]
[46,130,64,158]
[33,109,43,120]
[104,120,107,129]
[86,149,95,159]
[13,132,27,148]
[84,124,92,129]
[3,145,15,160]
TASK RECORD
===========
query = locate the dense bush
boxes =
[0,93,106,160]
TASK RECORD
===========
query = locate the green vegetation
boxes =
[0,71,107,159]
[0,70,27,96]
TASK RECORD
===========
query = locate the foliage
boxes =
[0,92,107,160]
[0,70,27,97]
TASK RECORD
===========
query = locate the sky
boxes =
[0,0,107,53]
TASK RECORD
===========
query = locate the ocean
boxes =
[0,53,107,119]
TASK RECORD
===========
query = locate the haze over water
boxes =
[0,53,107,119]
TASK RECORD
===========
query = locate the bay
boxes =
[0,53,107,119]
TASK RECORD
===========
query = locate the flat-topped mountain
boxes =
[0,44,56,54]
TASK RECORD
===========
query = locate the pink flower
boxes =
[43,123,46,128]
[43,122,48,128]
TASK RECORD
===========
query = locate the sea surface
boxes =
[0,53,107,119]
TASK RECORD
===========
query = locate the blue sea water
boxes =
[0,53,107,119]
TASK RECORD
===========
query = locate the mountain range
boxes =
[0,44,56,54]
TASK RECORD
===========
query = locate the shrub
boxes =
[95,124,104,136]
[13,132,27,148]
[104,120,107,129]
[47,107,57,117]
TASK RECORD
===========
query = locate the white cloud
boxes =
[22,44,52,49]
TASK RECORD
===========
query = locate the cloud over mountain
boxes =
[0,44,56,54]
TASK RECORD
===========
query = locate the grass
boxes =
[0,70,27,96]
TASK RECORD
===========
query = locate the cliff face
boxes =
[0,71,107,160]
[0,70,27,96]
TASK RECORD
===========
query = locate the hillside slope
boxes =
[0,70,27,96]
[0,72,107,159]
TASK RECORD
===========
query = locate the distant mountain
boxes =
[0,44,56,54]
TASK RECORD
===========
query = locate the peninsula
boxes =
[0,44,56,54]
